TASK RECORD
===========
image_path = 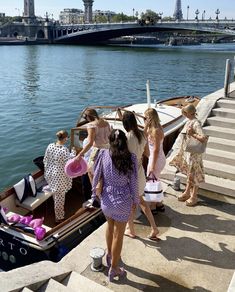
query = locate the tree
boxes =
[140,10,160,24]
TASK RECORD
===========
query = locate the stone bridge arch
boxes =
[37,29,45,39]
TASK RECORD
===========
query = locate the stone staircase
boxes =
[161,96,235,199]
[23,271,111,292]
[2,269,111,292]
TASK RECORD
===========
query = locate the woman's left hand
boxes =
[148,170,155,176]
[187,126,195,137]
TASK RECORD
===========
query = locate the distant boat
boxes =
[167,36,201,46]
[107,35,162,46]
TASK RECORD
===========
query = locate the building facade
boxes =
[59,9,84,24]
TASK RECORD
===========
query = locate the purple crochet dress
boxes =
[92,149,139,222]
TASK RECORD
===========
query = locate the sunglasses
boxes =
[83,114,88,120]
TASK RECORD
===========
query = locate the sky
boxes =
[1,0,234,20]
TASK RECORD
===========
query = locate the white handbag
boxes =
[144,175,164,202]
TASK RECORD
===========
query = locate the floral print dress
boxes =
[169,118,205,186]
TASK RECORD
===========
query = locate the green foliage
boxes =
[141,10,160,23]
[0,16,22,25]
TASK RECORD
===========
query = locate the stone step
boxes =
[160,162,235,198]
[211,108,235,119]
[38,278,71,292]
[203,160,235,180]
[216,98,235,109]
[62,271,112,292]
[204,148,235,166]
[206,116,235,128]
[203,125,235,140]
[207,136,235,152]
[171,172,235,199]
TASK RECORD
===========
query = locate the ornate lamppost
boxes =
[135,11,139,20]
[215,9,220,21]
[133,8,135,20]
[187,5,189,20]
[195,9,200,21]
[202,10,206,21]
[159,12,163,22]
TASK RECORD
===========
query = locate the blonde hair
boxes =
[182,104,196,116]
[144,108,161,128]
[56,130,68,141]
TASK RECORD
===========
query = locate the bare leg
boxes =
[139,196,159,237]
[106,217,114,255]
[125,207,136,238]
[111,221,127,270]
[191,185,198,199]
[182,182,192,196]
[186,185,198,206]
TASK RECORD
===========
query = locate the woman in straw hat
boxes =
[169,104,207,206]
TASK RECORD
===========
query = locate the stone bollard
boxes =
[90,247,105,272]
[173,177,181,191]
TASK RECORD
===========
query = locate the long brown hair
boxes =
[84,108,99,121]
[122,111,143,144]
[109,129,133,175]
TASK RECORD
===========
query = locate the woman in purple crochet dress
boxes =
[92,129,139,282]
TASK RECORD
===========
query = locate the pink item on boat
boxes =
[64,157,88,178]
[19,215,33,225]
[29,217,44,228]
[34,226,46,241]
[7,214,22,223]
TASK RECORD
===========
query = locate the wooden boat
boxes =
[0,95,200,271]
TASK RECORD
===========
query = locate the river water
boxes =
[0,43,235,191]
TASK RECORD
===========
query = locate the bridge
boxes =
[52,20,235,44]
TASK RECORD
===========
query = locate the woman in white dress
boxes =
[43,130,76,223]
[144,108,166,214]
[122,111,159,240]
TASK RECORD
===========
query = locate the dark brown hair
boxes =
[84,108,99,121]
[122,111,143,144]
[109,129,133,175]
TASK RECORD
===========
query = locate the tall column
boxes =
[23,0,36,23]
[83,0,94,23]
[173,0,183,21]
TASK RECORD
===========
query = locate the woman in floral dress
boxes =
[169,104,207,206]
[92,129,139,282]
[43,130,76,223]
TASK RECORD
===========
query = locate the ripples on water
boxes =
[0,43,235,191]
